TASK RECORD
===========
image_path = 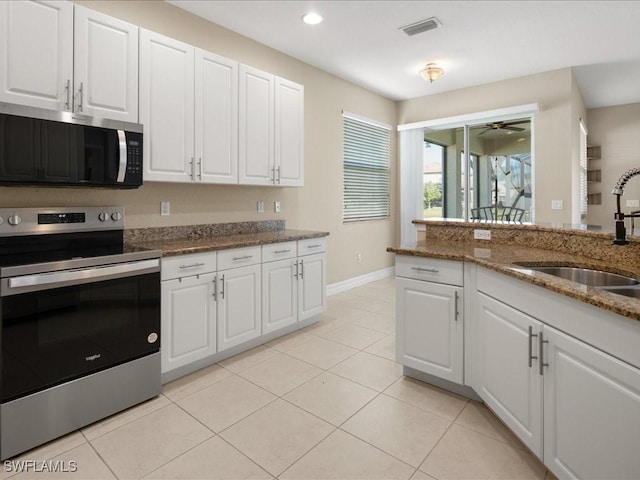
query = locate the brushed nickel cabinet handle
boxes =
[64,79,71,110]
[77,82,83,112]
[528,326,538,368]
[411,267,439,273]
[232,255,253,261]
[539,331,549,375]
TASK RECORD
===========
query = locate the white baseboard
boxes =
[327,266,395,296]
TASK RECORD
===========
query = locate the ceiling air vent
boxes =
[401,17,442,36]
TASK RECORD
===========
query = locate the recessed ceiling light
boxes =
[302,12,323,25]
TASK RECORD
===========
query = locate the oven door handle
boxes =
[6,259,160,293]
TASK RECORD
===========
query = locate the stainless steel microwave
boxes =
[0,103,142,188]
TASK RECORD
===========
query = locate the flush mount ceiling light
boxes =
[419,63,444,83]
[302,12,323,25]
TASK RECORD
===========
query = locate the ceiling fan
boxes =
[476,120,530,136]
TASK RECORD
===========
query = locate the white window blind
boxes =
[579,119,588,216]
[343,113,391,221]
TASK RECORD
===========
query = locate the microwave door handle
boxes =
[117,130,127,183]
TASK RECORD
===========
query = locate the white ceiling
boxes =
[168,1,640,108]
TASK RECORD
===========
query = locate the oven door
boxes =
[1,260,160,403]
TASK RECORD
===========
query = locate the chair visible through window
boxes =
[471,206,525,222]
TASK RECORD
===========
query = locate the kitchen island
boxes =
[387,219,640,480]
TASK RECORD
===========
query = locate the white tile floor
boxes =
[3,277,557,480]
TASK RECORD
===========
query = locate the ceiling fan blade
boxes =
[503,120,531,126]
[477,128,490,136]
[503,126,525,132]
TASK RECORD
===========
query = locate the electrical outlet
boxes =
[257,201,264,213]
[274,201,281,213]
[160,201,170,216]
[626,199,640,208]
[474,229,491,240]
[551,200,564,210]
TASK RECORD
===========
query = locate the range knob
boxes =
[8,214,21,226]
[98,212,109,222]
[111,212,122,221]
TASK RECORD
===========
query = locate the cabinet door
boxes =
[238,65,274,185]
[476,292,543,457]
[544,326,640,480]
[161,273,217,374]
[0,0,73,111]
[396,277,463,384]
[140,29,194,183]
[274,77,304,186]
[195,49,238,184]
[298,253,326,321]
[217,264,261,352]
[73,6,138,121]
[262,258,298,334]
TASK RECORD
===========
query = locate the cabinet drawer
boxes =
[217,245,261,270]
[395,255,463,286]
[298,237,327,256]
[262,241,297,262]
[161,251,217,281]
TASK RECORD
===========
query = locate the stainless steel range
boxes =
[0,206,161,460]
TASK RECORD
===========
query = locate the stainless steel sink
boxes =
[598,286,640,299]
[514,265,639,287]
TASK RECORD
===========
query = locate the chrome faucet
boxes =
[612,167,640,245]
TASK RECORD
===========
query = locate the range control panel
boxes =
[0,207,124,236]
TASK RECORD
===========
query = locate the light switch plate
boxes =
[161,201,170,216]
[274,201,281,213]
[551,200,564,210]
[257,201,264,213]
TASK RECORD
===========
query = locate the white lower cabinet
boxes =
[298,252,326,321]
[476,292,543,457]
[160,252,218,374]
[261,239,327,335]
[395,257,463,384]
[161,273,217,373]
[475,284,640,479]
[262,257,298,335]
[543,326,640,480]
[217,263,262,352]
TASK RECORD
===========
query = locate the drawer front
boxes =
[217,245,261,270]
[262,241,297,263]
[161,251,217,281]
[298,237,327,256]
[395,255,463,286]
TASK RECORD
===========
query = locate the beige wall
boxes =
[397,68,577,224]
[0,0,397,285]
[585,103,640,229]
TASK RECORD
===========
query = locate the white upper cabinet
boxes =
[238,67,305,186]
[0,1,137,121]
[139,29,195,183]
[73,6,138,122]
[0,0,73,111]
[275,77,304,186]
[239,65,275,185]
[195,49,238,184]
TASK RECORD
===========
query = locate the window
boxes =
[343,112,391,221]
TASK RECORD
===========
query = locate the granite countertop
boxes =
[387,239,640,321]
[126,229,329,257]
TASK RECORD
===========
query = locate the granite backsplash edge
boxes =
[124,220,286,243]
